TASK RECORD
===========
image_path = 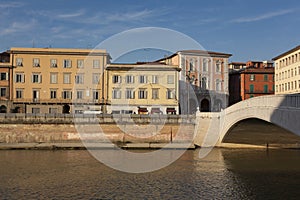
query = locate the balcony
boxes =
[244,90,274,94]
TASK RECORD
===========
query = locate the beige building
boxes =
[9,47,110,113]
[106,62,180,114]
[158,50,231,113]
[228,62,246,72]
[273,45,300,94]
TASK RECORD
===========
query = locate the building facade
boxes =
[273,45,300,94]
[106,62,180,114]
[0,51,12,113]
[9,47,110,114]
[158,50,231,113]
[229,61,274,105]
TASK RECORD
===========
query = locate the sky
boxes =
[0,0,299,62]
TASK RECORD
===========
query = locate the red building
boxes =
[229,61,274,105]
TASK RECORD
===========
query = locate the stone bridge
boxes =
[194,94,300,147]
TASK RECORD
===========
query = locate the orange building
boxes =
[229,61,274,105]
[0,51,12,113]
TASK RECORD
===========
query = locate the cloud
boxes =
[56,9,85,19]
[231,9,294,23]
[0,2,24,9]
[33,8,170,25]
[0,19,36,36]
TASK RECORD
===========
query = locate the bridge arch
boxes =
[218,94,300,145]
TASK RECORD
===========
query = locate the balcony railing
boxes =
[12,98,111,104]
[244,90,274,94]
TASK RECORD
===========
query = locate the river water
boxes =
[1,148,300,200]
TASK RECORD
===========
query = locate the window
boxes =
[189,59,195,71]
[93,90,99,100]
[49,108,58,114]
[93,60,100,68]
[50,73,58,84]
[15,73,25,83]
[33,58,40,67]
[167,75,174,84]
[216,79,221,91]
[112,88,121,99]
[138,89,147,99]
[16,89,23,99]
[32,73,42,83]
[62,90,72,99]
[125,88,134,99]
[63,59,72,68]
[249,84,254,93]
[16,58,23,66]
[92,73,100,84]
[167,88,175,99]
[264,74,268,81]
[152,88,159,99]
[50,59,57,68]
[264,85,268,93]
[139,75,147,84]
[32,90,39,101]
[0,88,6,97]
[0,72,8,81]
[75,74,84,84]
[203,58,208,72]
[201,77,207,89]
[77,60,84,68]
[50,90,57,99]
[126,75,134,84]
[152,75,158,84]
[63,73,71,84]
[250,74,255,81]
[112,75,121,83]
[76,90,83,99]
[32,108,40,114]
[216,61,221,73]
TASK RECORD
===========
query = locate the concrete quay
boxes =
[0,142,196,150]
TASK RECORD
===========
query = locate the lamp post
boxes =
[186,70,195,114]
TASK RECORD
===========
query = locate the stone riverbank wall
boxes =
[0,114,196,144]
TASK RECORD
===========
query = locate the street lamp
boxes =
[186,70,195,114]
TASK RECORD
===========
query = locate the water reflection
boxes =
[1,149,300,199]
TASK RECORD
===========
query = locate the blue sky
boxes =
[0,0,299,62]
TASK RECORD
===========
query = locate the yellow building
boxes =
[106,62,180,114]
[273,45,300,94]
[9,47,110,114]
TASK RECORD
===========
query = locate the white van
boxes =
[83,110,102,114]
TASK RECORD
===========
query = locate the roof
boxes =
[229,62,246,65]
[272,45,300,60]
[178,50,232,57]
[156,49,232,62]
[231,66,274,74]
[9,47,109,57]
[106,62,181,71]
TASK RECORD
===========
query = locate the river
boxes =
[1,148,300,199]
